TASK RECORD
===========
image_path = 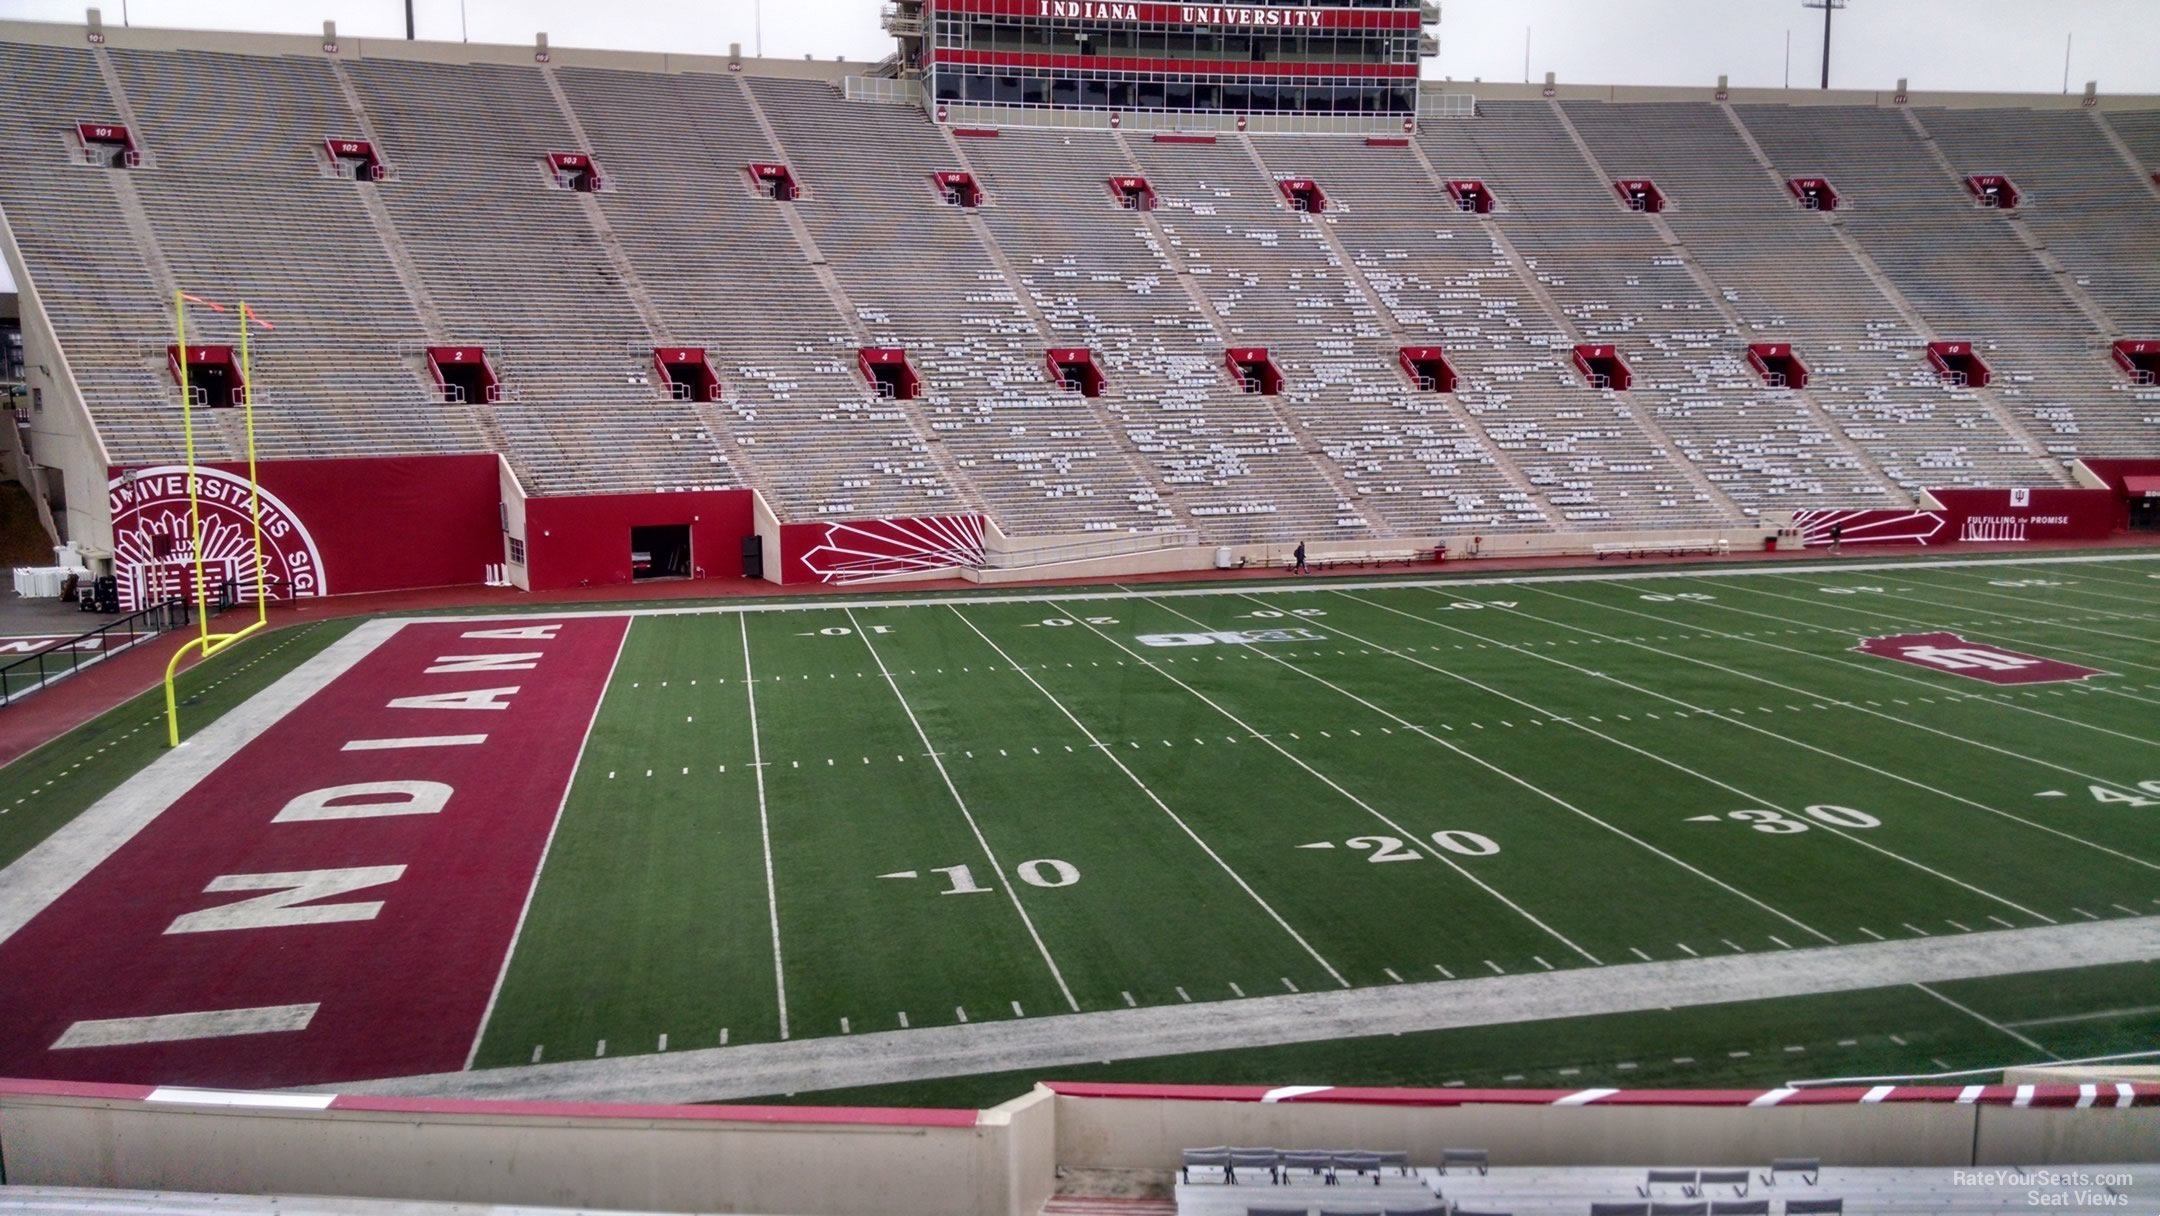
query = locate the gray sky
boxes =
[2,0,2155,295]
[0,0,2152,94]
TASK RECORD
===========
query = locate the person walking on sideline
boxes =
[1293,541,1309,575]
[1829,522,1843,556]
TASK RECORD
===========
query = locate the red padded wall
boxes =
[522,489,756,590]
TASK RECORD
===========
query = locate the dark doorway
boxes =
[630,524,691,580]
[2130,496,2160,533]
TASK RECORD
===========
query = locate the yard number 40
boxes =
[2088,781,2160,808]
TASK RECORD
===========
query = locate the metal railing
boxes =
[0,589,225,707]
[843,76,927,107]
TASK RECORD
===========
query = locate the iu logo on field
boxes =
[1853,632,2106,685]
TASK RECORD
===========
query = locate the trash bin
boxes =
[1214,546,1234,569]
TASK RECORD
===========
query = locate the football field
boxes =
[1,551,2156,1097]
[474,553,2160,1071]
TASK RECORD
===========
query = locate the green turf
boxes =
[738,959,2160,1109]
[0,618,356,869]
[472,552,2160,1079]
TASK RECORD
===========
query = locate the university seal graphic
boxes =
[108,466,326,610]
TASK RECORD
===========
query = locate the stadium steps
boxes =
[1645,213,1899,503]
[1536,100,1752,525]
[734,77,994,524]
[1473,179,1713,527]
[1391,137,1571,520]
[926,123,1202,534]
[2092,109,2160,203]
[1731,103,2082,482]
[539,66,672,345]
[1897,106,2120,342]
[1113,129,1383,539]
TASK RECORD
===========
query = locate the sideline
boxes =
[336,918,2160,1105]
[388,551,2160,626]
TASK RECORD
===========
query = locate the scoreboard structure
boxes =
[885,0,1440,132]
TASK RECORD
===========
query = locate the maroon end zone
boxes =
[0,616,627,1088]
[1853,632,2107,685]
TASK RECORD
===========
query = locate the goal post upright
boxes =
[163,292,272,747]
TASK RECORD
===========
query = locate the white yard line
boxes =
[1051,600,1602,966]
[1325,590,2055,927]
[1911,982,2062,1060]
[1733,577,2160,715]
[1743,575,2160,714]
[845,607,1079,1012]
[381,552,2160,628]
[464,619,632,1070]
[1627,580,2160,753]
[0,618,405,950]
[2002,1003,2160,1029]
[1518,585,2160,873]
[1194,593,1843,944]
[338,918,2160,1106]
[739,615,791,1041]
[1903,565,2160,617]
[945,605,1349,989]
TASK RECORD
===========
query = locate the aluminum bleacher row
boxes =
[1176,1146,2160,1215]
[3,38,2156,541]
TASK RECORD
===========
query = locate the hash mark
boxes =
[1175,987,1191,1003]
[531,1045,543,1063]
[898,1011,909,1028]
[1433,964,1454,979]
[1858,926,1886,941]
[1121,991,1136,1007]
[1281,977,1298,993]
[956,1007,968,1023]
[1675,942,1700,957]
[1383,968,1404,983]
[1228,983,1245,997]
[1629,947,1653,962]
[1484,960,1505,975]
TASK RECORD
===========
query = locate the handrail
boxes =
[0,592,201,707]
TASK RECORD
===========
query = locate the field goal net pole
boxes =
[164,290,271,747]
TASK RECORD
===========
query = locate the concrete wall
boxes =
[497,455,529,592]
[2,1082,2153,1214]
[0,15,872,80]
[968,523,1778,584]
[0,200,111,557]
[1052,1094,1977,1170]
[0,1084,1040,1216]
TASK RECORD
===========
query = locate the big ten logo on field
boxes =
[1136,627,1327,647]
[1853,632,2106,686]
[107,466,325,611]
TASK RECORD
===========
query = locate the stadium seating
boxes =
[4,38,2157,546]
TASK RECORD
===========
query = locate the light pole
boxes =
[1800,0,1847,90]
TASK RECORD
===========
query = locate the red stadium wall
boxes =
[1928,487,2121,543]
[1792,486,2121,549]
[106,455,501,609]
[2076,458,2160,510]
[776,514,989,585]
[522,490,755,590]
